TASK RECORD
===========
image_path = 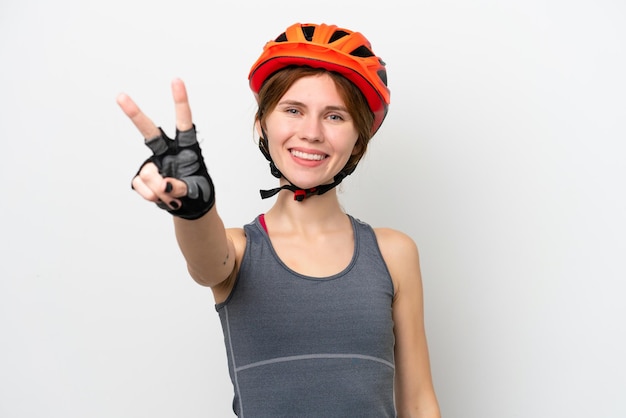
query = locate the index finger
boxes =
[171,78,193,132]
[116,93,161,140]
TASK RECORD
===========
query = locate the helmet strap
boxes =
[259,171,349,201]
[257,130,354,201]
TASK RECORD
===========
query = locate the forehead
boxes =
[279,73,345,104]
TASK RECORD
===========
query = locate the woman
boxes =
[117,22,440,418]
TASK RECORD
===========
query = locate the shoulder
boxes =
[373,227,420,263]
[226,226,246,246]
[226,227,247,263]
[373,227,421,294]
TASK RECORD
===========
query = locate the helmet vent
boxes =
[301,25,316,41]
[377,69,388,86]
[350,45,375,58]
[275,32,288,42]
[329,30,349,43]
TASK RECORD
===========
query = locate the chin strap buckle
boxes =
[293,188,318,201]
[293,189,306,201]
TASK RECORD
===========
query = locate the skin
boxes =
[117,76,441,417]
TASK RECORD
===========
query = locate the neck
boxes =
[265,187,348,233]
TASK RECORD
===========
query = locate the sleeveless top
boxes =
[215,215,396,417]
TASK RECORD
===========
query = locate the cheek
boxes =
[263,114,290,141]
[351,139,363,156]
[265,130,289,163]
[344,131,361,155]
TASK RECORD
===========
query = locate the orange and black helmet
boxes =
[248,22,390,134]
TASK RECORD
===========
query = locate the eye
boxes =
[285,107,301,115]
[327,113,346,122]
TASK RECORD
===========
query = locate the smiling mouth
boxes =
[290,149,328,161]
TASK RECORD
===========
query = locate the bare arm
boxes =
[376,228,441,418]
[173,209,236,287]
[117,79,236,288]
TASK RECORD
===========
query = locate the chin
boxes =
[287,176,332,190]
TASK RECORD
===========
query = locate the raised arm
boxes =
[117,78,236,288]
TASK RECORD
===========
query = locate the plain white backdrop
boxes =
[1,0,625,417]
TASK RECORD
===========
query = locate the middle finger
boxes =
[171,78,193,132]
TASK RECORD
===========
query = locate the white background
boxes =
[1,0,625,417]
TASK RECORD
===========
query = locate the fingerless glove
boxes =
[137,125,215,220]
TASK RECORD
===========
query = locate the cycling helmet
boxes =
[248,22,390,134]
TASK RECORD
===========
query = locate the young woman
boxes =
[118,22,440,418]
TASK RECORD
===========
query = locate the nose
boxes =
[298,115,323,142]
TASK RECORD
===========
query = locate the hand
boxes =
[117,78,215,220]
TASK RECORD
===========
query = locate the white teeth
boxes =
[291,150,326,161]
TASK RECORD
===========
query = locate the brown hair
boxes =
[255,66,375,175]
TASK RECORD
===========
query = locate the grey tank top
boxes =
[216,215,396,417]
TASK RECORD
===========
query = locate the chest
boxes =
[268,230,355,277]
[224,231,396,361]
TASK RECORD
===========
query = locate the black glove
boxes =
[137,125,215,220]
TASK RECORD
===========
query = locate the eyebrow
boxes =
[277,100,349,113]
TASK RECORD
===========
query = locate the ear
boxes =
[255,120,263,137]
